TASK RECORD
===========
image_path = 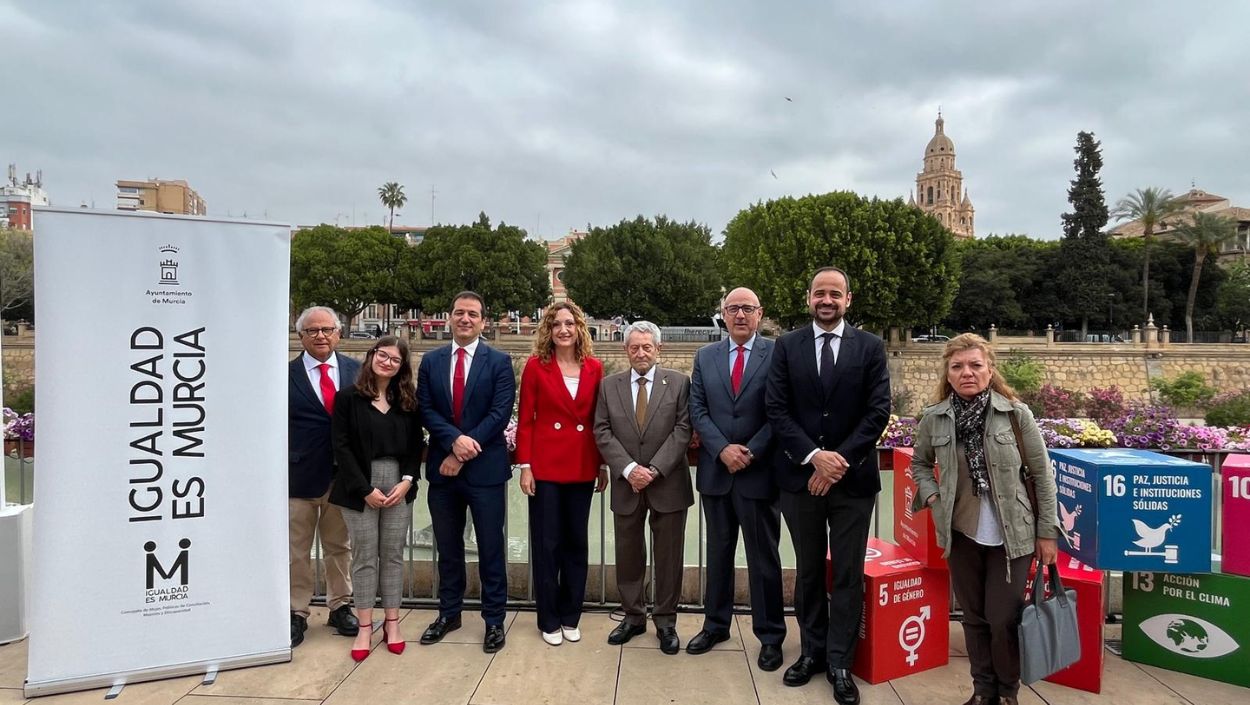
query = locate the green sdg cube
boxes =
[1123,571,1250,686]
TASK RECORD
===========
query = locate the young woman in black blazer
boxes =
[331,335,424,661]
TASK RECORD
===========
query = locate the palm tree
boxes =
[1174,211,1238,342]
[377,182,407,233]
[1111,187,1182,322]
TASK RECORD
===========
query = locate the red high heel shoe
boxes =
[351,619,374,662]
[384,617,405,655]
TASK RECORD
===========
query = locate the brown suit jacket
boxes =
[593,366,693,515]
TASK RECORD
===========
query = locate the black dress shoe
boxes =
[685,629,730,655]
[607,621,646,645]
[327,605,359,637]
[828,667,860,705]
[483,624,506,653]
[290,613,307,648]
[960,696,998,705]
[657,626,680,655]
[758,644,783,671]
[419,615,462,645]
[782,655,827,687]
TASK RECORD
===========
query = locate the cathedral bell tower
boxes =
[909,112,975,239]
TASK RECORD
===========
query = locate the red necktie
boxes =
[452,347,466,426]
[318,363,336,415]
[731,345,746,395]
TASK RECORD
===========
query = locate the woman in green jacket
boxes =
[910,334,1059,705]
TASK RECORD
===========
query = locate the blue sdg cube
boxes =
[1049,449,1212,573]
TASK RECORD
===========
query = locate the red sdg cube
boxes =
[1027,552,1106,693]
[852,538,950,684]
[1222,454,1250,577]
[893,447,947,568]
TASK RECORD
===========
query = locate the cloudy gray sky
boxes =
[3,1,1247,240]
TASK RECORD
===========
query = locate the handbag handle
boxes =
[1030,561,1070,609]
[1009,410,1040,516]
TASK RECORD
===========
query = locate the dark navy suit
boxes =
[690,335,785,646]
[416,339,516,625]
[288,352,360,615]
[766,323,891,668]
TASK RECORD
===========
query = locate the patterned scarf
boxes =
[951,389,992,498]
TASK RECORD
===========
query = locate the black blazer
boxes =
[765,324,891,497]
[289,353,360,498]
[329,388,425,511]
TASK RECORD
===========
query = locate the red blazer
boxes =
[515,355,604,483]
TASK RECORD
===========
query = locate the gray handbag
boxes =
[1018,562,1081,684]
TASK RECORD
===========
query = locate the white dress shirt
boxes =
[623,365,658,479]
[449,337,481,387]
[303,351,340,404]
[802,320,846,465]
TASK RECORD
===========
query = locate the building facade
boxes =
[545,229,588,303]
[1,165,49,230]
[1110,188,1250,263]
[910,113,975,239]
[116,178,206,215]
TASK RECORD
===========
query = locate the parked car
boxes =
[347,331,375,339]
[910,334,950,343]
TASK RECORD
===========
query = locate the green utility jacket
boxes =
[909,391,1060,562]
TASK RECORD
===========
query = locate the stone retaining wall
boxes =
[5,334,1248,414]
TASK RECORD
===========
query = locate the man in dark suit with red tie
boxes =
[289,306,362,648]
[687,287,785,669]
[417,291,516,653]
[766,267,891,705]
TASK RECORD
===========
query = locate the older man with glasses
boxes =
[288,306,362,647]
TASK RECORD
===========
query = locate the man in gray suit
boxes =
[594,321,693,655]
[687,287,785,669]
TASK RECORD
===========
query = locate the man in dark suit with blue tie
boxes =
[416,291,516,653]
[687,287,786,670]
[766,267,891,705]
[289,306,362,648]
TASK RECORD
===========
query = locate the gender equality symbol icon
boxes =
[899,605,932,666]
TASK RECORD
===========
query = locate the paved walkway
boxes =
[1,608,1246,704]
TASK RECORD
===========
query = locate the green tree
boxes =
[1173,212,1238,342]
[378,182,407,233]
[945,235,1056,331]
[562,215,721,325]
[0,227,34,319]
[1212,260,1250,331]
[1057,131,1113,338]
[721,192,958,330]
[290,224,404,328]
[1111,187,1183,322]
[410,212,551,318]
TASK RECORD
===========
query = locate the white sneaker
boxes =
[561,626,582,642]
[542,630,563,646]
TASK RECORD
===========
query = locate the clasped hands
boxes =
[365,478,412,509]
[627,464,658,493]
[438,434,481,477]
[808,450,849,496]
[718,444,752,473]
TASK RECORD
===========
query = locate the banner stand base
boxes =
[24,649,290,699]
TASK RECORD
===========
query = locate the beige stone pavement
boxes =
[2,608,1247,705]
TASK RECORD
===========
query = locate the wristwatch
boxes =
[401,475,414,483]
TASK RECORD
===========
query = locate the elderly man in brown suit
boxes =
[594,320,693,654]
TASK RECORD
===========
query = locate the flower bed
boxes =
[878,403,1250,452]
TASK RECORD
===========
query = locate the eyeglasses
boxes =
[723,305,760,315]
[301,327,339,338]
[372,350,403,365]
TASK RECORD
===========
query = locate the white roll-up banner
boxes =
[26,208,291,697]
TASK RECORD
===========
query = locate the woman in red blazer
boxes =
[515,301,608,646]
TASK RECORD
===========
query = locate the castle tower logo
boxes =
[158,245,180,285]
